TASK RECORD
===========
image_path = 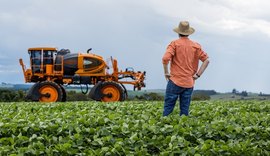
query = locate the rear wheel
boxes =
[100,82,125,102]
[38,81,63,102]
[90,81,125,102]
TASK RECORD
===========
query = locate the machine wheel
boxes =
[60,85,67,102]
[25,83,41,101]
[89,82,103,101]
[38,81,63,102]
[99,82,125,102]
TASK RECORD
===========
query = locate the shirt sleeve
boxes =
[194,42,208,62]
[199,49,209,62]
[162,41,175,64]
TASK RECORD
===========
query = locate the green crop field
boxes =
[0,101,270,155]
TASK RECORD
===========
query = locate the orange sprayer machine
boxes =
[19,47,145,102]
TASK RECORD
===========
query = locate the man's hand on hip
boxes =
[193,73,200,80]
[165,73,170,81]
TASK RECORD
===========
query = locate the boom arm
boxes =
[19,58,27,83]
[111,58,146,90]
[19,58,33,83]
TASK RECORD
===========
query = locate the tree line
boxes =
[0,89,213,102]
[0,89,25,102]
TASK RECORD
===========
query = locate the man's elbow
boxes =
[162,58,169,64]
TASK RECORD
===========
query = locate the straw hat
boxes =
[173,21,195,35]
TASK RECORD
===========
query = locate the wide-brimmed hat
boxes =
[173,21,195,35]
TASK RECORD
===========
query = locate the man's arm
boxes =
[163,63,170,81]
[162,42,175,81]
[193,59,210,80]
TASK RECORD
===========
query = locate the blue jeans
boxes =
[163,80,193,116]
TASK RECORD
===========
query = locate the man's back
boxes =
[162,37,208,88]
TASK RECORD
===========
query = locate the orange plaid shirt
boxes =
[162,37,208,88]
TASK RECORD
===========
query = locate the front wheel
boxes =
[38,81,63,102]
[59,85,67,102]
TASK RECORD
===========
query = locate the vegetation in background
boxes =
[0,89,166,102]
[0,89,25,102]
[191,93,211,101]
[3,87,270,101]
[66,91,91,101]
[232,89,248,97]
[133,92,164,101]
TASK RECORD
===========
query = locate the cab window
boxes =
[43,50,55,64]
[30,50,41,65]
[83,57,102,69]
[29,50,41,73]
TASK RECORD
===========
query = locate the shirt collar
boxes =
[180,37,189,39]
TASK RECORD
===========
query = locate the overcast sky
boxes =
[1,0,270,93]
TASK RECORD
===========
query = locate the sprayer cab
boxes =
[28,47,57,75]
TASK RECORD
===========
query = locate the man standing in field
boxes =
[162,21,209,116]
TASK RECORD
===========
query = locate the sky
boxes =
[0,0,270,93]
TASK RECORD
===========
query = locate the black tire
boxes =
[60,85,67,102]
[89,82,103,101]
[119,83,128,101]
[25,82,41,101]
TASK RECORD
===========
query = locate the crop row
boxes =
[0,101,270,155]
